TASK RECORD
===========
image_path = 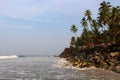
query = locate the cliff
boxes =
[59,41,120,73]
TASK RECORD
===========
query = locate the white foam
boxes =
[0,55,18,59]
[72,66,96,70]
[57,58,68,65]
[55,58,73,69]
[56,58,96,70]
[56,58,70,66]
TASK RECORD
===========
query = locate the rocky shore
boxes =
[59,41,120,73]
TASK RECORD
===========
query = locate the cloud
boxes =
[0,0,101,19]
[0,0,104,30]
[0,0,51,20]
[0,0,118,22]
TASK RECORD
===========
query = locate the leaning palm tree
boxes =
[70,24,78,37]
[85,10,94,31]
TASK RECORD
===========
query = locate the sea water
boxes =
[0,56,120,80]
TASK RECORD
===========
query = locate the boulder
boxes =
[115,65,120,73]
[110,52,119,57]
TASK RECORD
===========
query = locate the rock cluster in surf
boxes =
[59,42,120,73]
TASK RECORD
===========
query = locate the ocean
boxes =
[0,55,120,80]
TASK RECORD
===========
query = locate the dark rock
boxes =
[59,41,120,73]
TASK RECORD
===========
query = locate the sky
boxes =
[0,0,120,56]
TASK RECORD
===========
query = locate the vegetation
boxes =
[70,1,120,48]
[60,1,120,73]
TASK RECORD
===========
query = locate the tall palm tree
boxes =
[92,20,101,44]
[109,6,120,42]
[110,6,120,29]
[92,20,99,31]
[70,36,76,48]
[98,1,112,43]
[81,17,89,44]
[81,17,88,29]
[98,1,111,26]
[70,24,78,37]
[85,10,92,23]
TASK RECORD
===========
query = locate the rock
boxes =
[109,65,115,70]
[115,65,120,73]
[59,41,120,73]
[110,52,119,57]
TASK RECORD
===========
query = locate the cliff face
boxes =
[59,48,77,58]
[59,41,120,73]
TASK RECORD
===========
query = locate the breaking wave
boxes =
[56,58,96,70]
[0,55,18,59]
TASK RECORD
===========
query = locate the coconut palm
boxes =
[110,6,120,29]
[70,24,78,37]
[81,17,88,29]
[98,1,111,26]
[85,10,92,23]
[97,1,112,43]
[109,6,120,42]
[70,36,77,48]
[92,20,101,44]
[70,1,120,48]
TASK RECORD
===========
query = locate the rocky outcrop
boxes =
[59,42,120,73]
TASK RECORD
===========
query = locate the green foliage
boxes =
[70,36,76,48]
[70,25,78,36]
[70,1,120,48]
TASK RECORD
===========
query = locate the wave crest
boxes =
[0,55,18,59]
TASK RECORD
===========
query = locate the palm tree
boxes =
[85,10,92,23]
[70,24,78,37]
[81,17,88,29]
[98,1,111,27]
[98,1,111,44]
[80,17,89,45]
[109,6,120,29]
[109,6,120,42]
[70,36,77,48]
[92,20,101,44]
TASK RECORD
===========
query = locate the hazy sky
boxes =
[0,0,119,55]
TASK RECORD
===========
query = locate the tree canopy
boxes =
[70,1,120,48]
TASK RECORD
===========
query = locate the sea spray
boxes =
[56,58,97,71]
